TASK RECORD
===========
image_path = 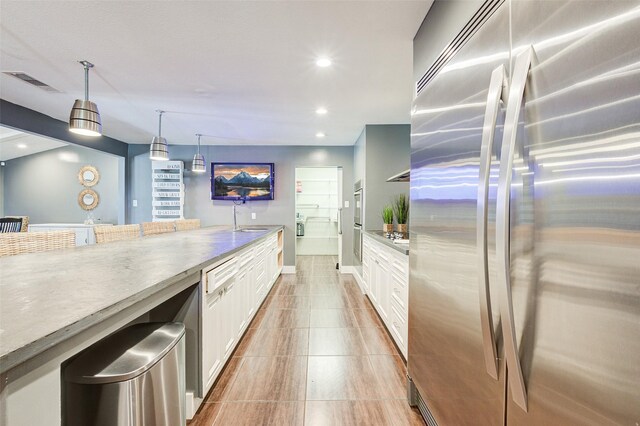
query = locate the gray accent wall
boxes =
[353,128,366,187]
[0,166,4,217]
[413,0,485,83]
[128,145,354,267]
[361,124,411,232]
[3,144,124,224]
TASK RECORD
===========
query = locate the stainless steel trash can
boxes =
[64,322,186,426]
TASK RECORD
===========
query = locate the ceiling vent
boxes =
[2,71,60,92]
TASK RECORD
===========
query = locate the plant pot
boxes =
[383,223,394,233]
[397,224,407,235]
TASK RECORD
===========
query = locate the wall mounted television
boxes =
[211,162,275,200]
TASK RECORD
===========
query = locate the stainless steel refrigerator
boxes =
[407,1,640,425]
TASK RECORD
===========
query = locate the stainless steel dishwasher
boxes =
[64,322,186,426]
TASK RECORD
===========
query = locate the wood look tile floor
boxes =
[189,256,425,426]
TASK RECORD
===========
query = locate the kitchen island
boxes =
[0,225,284,425]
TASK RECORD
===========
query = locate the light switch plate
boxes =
[133,199,138,207]
[344,200,349,208]
[251,212,257,220]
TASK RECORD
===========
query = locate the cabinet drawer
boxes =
[204,258,238,294]
[389,298,408,356]
[391,273,408,314]
[239,248,254,267]
[391,257,408,278]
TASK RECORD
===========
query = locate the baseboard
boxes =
[186,391,200,420]
[352,268,366,294]
[282,265,296,274]
[340,265,354,275]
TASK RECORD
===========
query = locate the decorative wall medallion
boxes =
[78,189,99,210]
[78,165,100,187]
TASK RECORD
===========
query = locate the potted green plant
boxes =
[382,205,394,233]
[394,194,409,235]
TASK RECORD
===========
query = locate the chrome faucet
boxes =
[233,204,240,231]
[232,197,247,231]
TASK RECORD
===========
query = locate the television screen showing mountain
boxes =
[211,163,275,200]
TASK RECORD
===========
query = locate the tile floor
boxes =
[189,255,425,425]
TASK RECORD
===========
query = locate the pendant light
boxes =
[192,134,206,173]
[150,110,169,160]
[69,60,102,137]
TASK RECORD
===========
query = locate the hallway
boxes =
[189,255,424,425]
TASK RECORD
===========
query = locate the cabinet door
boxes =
[202,287,224,391]
[376,256,390,324]
[255,258,266,307]
[369,259,378,305]
[246,264,256,322]
[268,247,277,289]
[362,245,371,293]
[235,269,248,335]
[221,278,238,360]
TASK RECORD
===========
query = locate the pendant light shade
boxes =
[150,110,169,160]
[69,61,102,137]
[192,134,206,173]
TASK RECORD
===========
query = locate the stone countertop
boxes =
[364,230,410,255]
[0,225,282,374]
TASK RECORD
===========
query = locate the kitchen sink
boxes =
[239,227,269,232]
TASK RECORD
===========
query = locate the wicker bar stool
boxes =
[142,221,175,236]
[0,230,76,257]
[94,224,141,244]
[175,219,201,231]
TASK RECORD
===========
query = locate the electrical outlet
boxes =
[133,199,138,207]
[344,200,349,208]
[251,212,257,220]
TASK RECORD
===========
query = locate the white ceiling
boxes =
[0,126,67,161]
[0,1,432,146]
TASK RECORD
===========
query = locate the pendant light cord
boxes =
[157,110,165,137]
[196,134,202,154]
[84,65,89,101]
[79,60,94,102]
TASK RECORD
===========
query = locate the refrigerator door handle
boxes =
[477,64,507,381]
[496,46,534,413]
[337,208,343,235]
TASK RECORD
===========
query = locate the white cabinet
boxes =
[362,234,409,358]
[200,229,284,397]
[202,257,236,390]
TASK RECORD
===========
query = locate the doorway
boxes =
[294,166,343,269]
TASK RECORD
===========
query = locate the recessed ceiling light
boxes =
[316,107,328,115]
[316,132,326,138]
[316,57,332,67]
[17,143,27,149]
